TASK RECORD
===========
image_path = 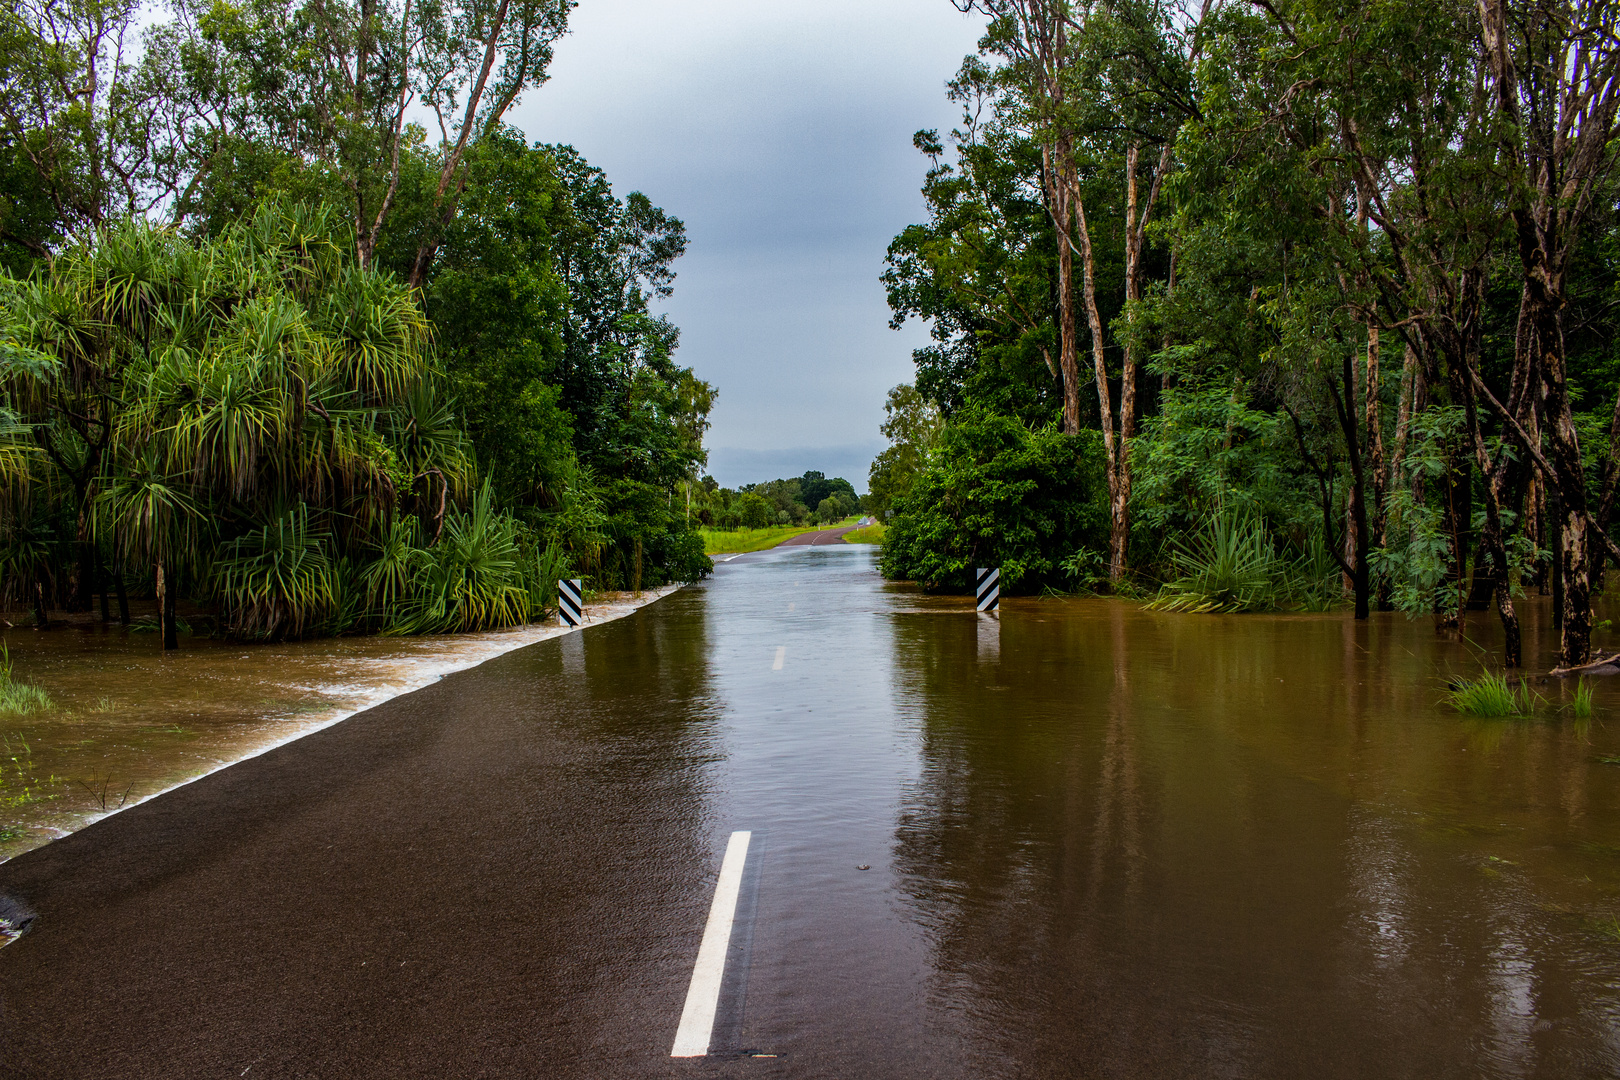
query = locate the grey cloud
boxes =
[509,0,983,487]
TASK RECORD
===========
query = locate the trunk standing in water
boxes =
[1376,343,1422,610]
[1326,347,1371,619]
[1363,327,1386,583]
[156,563,178,651]
[1475,0,1620,666]
[1459,346,1522,666]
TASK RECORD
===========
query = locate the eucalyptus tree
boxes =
[0,0,573,286]
[883,122,1062,426]
[1473,0,1620,666]
[952,1,1087,435]
[948,0,1206,582]
[1169,0,1531,641]
[0,0,189,244]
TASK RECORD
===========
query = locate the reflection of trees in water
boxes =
[1088,602,1143,907]
[886,601,1620,1077]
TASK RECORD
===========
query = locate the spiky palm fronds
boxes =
[384,483,529,634]
[1146,508,1284,614]
[313,267,432,404]
[3,205,497,643]
[94,446,209,585]
[211,505,337,640]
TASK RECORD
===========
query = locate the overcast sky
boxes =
[508,1,986,491]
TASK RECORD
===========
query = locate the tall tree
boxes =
[1475,0,1620,665]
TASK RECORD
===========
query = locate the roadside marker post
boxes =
[976,567,1000,612]
[558,578,584,627]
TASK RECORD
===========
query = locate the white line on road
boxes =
[772,646,785,670]
[671,830,753,1058]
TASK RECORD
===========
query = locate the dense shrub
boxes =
[880,411,1108,592]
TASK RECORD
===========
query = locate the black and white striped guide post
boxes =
[976,567,1000,612]
[558,578,584,627]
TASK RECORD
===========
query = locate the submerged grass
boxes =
[0,734,60,811]
[1446,670,1542,717]
[1573,678,1596,720]
[0,648,50,716]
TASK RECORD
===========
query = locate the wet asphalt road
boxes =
[9,543,1620,1078]
[774,525,859,547]
[0,545,953,1079]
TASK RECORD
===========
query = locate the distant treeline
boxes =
[692,472,863,529]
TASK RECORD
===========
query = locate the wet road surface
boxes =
[4,545,1620,1077]
[775,525,859,546]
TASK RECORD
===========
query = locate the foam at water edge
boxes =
[31,584,685,847]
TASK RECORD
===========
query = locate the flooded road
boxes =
[0,588,676,859]
[3,545,1620,1077]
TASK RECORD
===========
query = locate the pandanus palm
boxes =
[96,446,207,648]
[3,203,531,645]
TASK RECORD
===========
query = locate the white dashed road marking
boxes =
[671,831,753,1058]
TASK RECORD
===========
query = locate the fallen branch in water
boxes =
[1549,652,1620,678]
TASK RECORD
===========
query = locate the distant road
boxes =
[776,524,859,546]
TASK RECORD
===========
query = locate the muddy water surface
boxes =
[5,541,1620,1077]
[0,589,674,860]
[691,547,1620,1077]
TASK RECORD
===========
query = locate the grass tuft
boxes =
[1146,509,1285,613]
[1572,678,1597,720]
[1446,670,1539,717]
[842,523,886,545]
[0,648,50,716]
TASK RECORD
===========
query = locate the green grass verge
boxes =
[842,523,886,545]
[701,517,865,555]
[702,524,818,554]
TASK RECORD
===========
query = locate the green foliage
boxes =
[211,506,337,641]
[736,493,772,530]
[1368,408,1466,616]
[529,540,572,612]
[1131,384,1312,538]
[385,484,530,635]
[881,411,1107,592]
[0,649,50,715]
[1146,509,1287,613]
[1446,671,1540,718]
[1573,678,1597,720]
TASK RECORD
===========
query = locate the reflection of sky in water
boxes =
[1348,809,1412,966]
[1487,927,1537,1076]
[0,587,679,860]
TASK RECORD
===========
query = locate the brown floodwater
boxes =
[689,547,1620,1077]
[4,542,1620,1076]
[879,591,1620,1077]
[0,589,674,862]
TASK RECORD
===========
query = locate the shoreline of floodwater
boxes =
[0,584,685,864]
